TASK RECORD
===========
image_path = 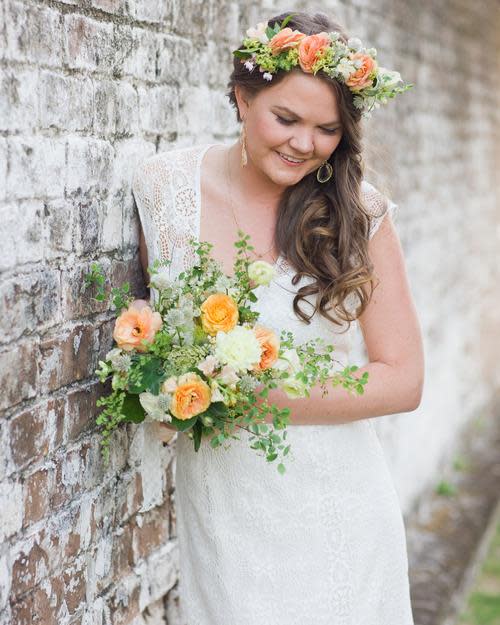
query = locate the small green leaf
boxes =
[277,463,286,475]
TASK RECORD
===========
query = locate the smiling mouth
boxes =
[275,151,308,164]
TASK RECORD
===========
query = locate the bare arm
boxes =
[263,212,425,425]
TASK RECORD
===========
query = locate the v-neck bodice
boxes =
[196,142,293,282]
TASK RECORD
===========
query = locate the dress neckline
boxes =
[195,142,292,280]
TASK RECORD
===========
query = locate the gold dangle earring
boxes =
[316,159,333,183]
[240,120,248,167]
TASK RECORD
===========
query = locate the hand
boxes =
[152,421,177,443]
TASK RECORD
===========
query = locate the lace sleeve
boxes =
[360,180,399,239]
[132,153,175,268]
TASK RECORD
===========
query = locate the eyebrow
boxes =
[273,105,342,127]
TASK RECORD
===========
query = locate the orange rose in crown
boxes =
[113,299,162,352]
[298,32,331,73]
[345,52,377,91]
[200,293,239,335]
[268,27,306,55]
[253,325,280,371]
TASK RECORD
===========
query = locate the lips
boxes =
[275,151,306,165]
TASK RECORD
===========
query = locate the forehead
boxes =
[257,71,340,120]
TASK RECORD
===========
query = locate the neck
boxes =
[226,141,284,214]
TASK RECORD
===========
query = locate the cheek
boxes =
[252,114,286,144]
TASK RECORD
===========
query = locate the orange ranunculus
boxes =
[298,32,331,73]
[170,372,211,420]
[252,325,280,371]
[345,52,377,91]
[113,299,162,352]
[268,27,306,56]
[200,293,239,336]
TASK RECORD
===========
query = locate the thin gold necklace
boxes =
[225,147,277,261]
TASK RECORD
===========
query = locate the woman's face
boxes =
[235,70,344,187]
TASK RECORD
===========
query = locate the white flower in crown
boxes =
[347,37,363,52]
[377,67,402,88]
[263,72,273,81]
[336,57,357,80]
[244,60,255,71]
[246,21,269,44]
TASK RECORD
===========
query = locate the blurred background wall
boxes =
[0,0,499,623]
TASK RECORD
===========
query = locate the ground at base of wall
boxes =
[405,410,500,625]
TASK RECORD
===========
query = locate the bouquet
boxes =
[84,231,368,474]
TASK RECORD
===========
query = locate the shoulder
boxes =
[133,143,213,188]
[360,178,398,239]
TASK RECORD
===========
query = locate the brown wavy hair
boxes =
[226,10,386,332]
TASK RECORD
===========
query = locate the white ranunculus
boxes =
[281,375,309,399]
[139,392,172,422]
[150,267,172,290]
[246,21,269,44]
[347,37,362,51]
[377,67,402,88]
[248,260,276,286]
[214,326,262,372]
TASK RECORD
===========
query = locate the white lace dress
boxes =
[132,143,414,625]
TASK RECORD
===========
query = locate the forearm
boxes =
[263,360,421,426]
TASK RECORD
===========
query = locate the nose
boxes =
[288,132,314,157]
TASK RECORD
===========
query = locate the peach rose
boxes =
[113,299,162,352]
[345,52,377,91]
[170,372,211,420]
[252,325,280,371]
[200,293,239,336]
[298,32,331,73]
[268,27,306,56]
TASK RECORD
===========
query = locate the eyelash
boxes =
[275,115,339,135]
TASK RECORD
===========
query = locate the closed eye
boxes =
[275,115,339,135]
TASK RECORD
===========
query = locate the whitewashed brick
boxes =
[38,71,93,133]
[64,13,115,72]
[91,0,126,14]
[115,81,140,135]
[0,481,23,542]
[127,0,168,23]
[43,199,74,260]
[121,26,158,82]
[0,139,6,201]
[0,201,44,271]
[66,136,114,194]
[0,67,38,133]
[5,1,62,67]
[7,137,66,200]
[138,85,179,134]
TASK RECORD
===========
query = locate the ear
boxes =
[234,84,251,120]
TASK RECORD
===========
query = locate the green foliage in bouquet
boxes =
[84,231,368,473]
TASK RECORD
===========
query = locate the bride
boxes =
[133,9,424,625]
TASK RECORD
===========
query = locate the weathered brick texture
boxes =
[0,0,499,624]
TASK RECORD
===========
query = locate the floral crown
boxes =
[233,14,413,118]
